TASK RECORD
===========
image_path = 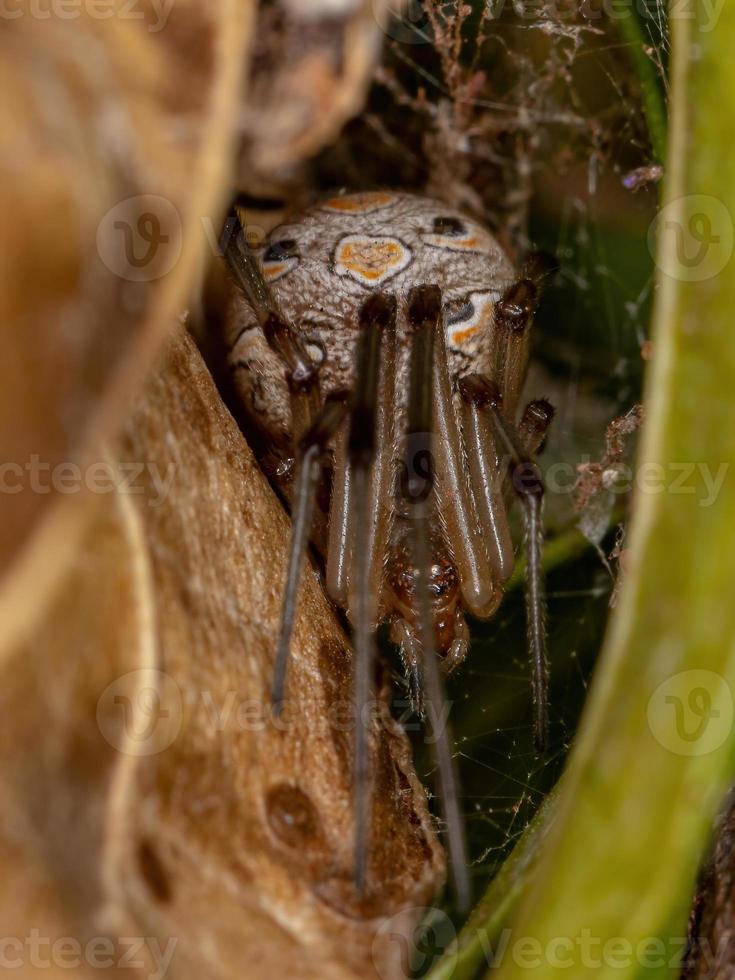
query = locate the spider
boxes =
[220,190,555,909]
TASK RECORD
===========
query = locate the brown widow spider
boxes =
[220,190,555,909]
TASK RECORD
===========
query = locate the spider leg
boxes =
[365,302,397,616]
[222,205,321,441]
[518,398,556,456]
[493,278,538,418]
[481,381,551,755]
[404,284,471,912]
[326,427,351,606]
[327,297,396,612]
[271,395,348,712]
[492,252,556,420]
[433,289,496,617]
[347,293,397,893]
[390,617,425,715]
[501,398,556,504]
[459,375,514,583]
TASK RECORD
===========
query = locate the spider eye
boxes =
[264,238,299,262]
[432,216,465,236]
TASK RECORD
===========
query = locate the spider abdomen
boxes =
[226,191,517,446]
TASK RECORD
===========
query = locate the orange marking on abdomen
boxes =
[423,232,489,253]
[261,257,298,282]
[446,291,497,347]
[334,236,411,286]
[450,324,481,344]
[322,192,396,214]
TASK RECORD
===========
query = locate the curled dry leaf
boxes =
[0,328,444,979]
[0,0,252,653]
[236,0,401,190]
[117,328,444,978]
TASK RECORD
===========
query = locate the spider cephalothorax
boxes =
[221,190,555,907]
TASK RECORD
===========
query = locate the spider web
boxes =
[312,0,667,924]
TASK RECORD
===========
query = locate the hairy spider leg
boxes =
[459,375,514,583]
[347,294,397,892]
[432,286,500,619]
[326,299,396,615]
[460,373,553,755]
[326,422,351,606]
[518,398,556,459]
[493,403,548,754]
[271,395,348,712]
[470,256,556,753]
[404,284,471,911]
[492,250,557,421]
[222,205,321,441]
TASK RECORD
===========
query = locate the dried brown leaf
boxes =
[117,328,444,978]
